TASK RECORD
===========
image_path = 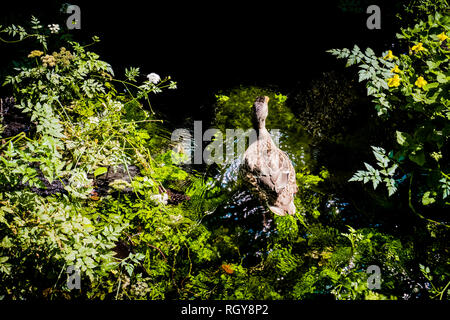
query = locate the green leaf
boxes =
[365,47,375,57]
[423,82,439,90]
[0,256,9,264]
[422,191,436,206]
[436,73,447,84]
[94,167,108,177]
[396,131,409,146]
[364,162,375,172]
[409,149,425,166]
[125,264,134,277]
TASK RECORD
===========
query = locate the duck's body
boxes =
[240,96,298,216]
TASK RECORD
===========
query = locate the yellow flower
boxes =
[384,50,397,60]
[391,65,401,73]
[415,76,427,88]
[387,74,401,87]
[27,50,44,58]
[437,32,448,42]
[411,42,425,53]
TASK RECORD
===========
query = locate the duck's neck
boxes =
[256,124,270,140]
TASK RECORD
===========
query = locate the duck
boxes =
[240,96,298,216]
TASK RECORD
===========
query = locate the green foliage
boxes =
[398,0,449,27]
[0,16,199,299]
[327,5,450,301]
[420,264,450,300]
[0,16,47,49]
[349,146,398,196]
[329,10,450,214]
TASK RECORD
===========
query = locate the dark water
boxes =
[0,0,403,116]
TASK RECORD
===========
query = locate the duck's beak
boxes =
[264,96,270,104]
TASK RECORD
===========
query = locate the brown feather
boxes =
[240,96,298,216]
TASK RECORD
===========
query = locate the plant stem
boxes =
[408,174,450,228]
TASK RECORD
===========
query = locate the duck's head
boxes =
[252,96,269,129]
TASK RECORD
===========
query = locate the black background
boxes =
[2,299,447,318]
[1,0,403,125]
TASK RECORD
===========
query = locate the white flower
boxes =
[141,176,154,186]
[88,116,99,125]
[107,98,123,112]
[146,73,161,84]
[48,24,60,34]
[150,193,168,205]
[169,214,183,223]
